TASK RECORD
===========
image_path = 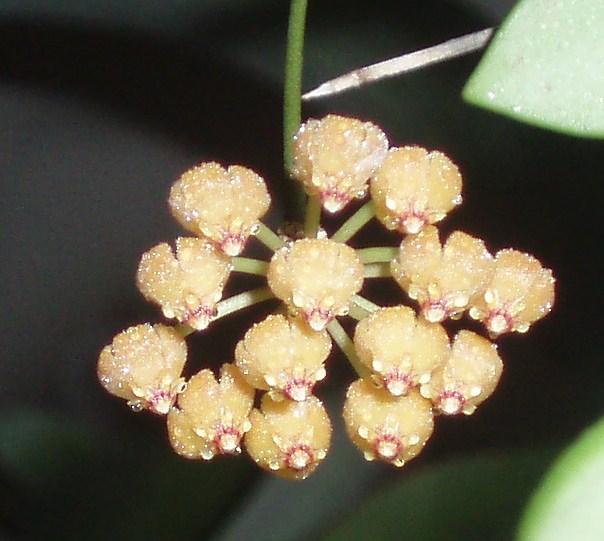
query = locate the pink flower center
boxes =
[304,306,333,331]
[320,187,351,213]
[285,443,315,471]
[148,389,176,415]
[396,208,428,235]
[185,304,218,330]
[213,426,242,454]
[438,390,465,415]
[219,231,247,257]
[374,433,404,462]
[383,370,414,396]
[284,378,314,402]
[421,298,449,323]
[485,309,514,336]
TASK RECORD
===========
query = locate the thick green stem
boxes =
[348,303,370,321]
[283,0,309,221]
[304,195,322,238]
[175,324,195,338]
[364,262,391,278]
[255,223,284,252]
[351,294,380,314]
[331,201,375,243]
[216,287,274,319]
[175,287,274,337]
[356,246,399,264]
[232,257,269,276]
[327,319,370,378]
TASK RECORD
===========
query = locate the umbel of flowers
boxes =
[98,114,555,480]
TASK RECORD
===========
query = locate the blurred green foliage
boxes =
[323,449,556,541]
[0,410,254,540]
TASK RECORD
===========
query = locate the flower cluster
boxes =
[98,114,555,479]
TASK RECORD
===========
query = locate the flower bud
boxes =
[343,379,433,467]
[137,237,231,330]
[168,162,270,256]
[167,363,254,459]
[391,226,494,323]
[97,323,187,415]
[235,314,331,401]
[469,249,555,337]
[267,239,364,331]
[354,306,449,397]
[370,146,462,235]
[292,115,388,213]
[245,394,331,480]
[420,330,503,415]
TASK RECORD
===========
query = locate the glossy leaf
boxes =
[517,416,604,541]
[463,0,604,138]
[321,449,556,541]
[0,409,254,541]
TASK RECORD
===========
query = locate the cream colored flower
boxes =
[169,162,270,256]
[354,306,449,396]
[267,238,364,331]
[137,237,231,330]
[391,226,494,323]
[469,249,555,337]
[371,146,462,235]
[343,379,434,467]
[245,395,332,480]
[292,115,388,213]
[235,314,331,401]
[420,330,503,415]
[167,363,254,459]
[97,323,187,414]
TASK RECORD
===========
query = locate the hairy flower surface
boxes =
[99,112,556,481]
[292,114,388,213]
[167,363,254,459]
[267,238,364,331]
[169,162,270,256]
[391,226,494,323]
[245,394,331,480]
[98,323,187,414]
[343,379,434,467]
[371,146,462,234]
[137,237,231,330]
[469,249,555,337]
[354,306,449,397]
[235,314,331,401]
[420,330,503,415]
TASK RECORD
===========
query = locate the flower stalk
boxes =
[331,201,375,242]
[216,286,275,319]
[351,294,380,315]
[326,319,370,378]
[364,263,391,278]
[255,223,285,252]
[356,246,399,264]
[175,286,275,338]
[232,257,269,276]
[283,0,309,221]
[304,195,322,238]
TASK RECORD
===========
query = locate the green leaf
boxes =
[463,0,604,138]
[321,449,556,541]
[0,408,101,492]
[517,416,604,541]
[0,409,254,541]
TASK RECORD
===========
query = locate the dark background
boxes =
[1,1,603,540]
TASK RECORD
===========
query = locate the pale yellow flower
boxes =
[98,323,187,415]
